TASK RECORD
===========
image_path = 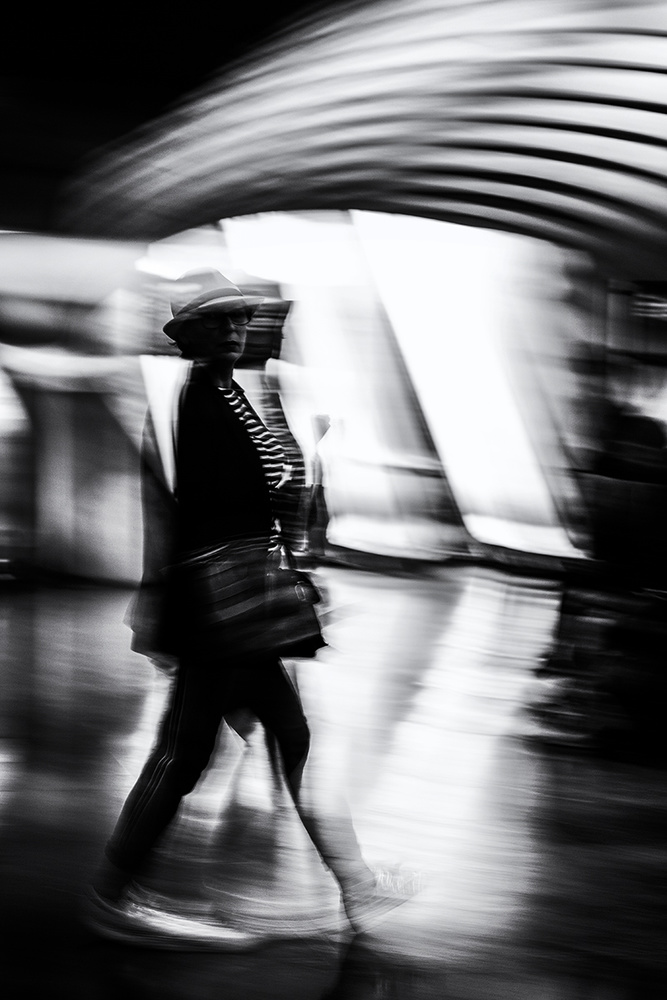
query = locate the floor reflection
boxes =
[0,564,665,996]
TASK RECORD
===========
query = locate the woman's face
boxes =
[176,311,249,364]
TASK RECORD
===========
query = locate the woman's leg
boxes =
[244,659,374,892]
[244,659,311,798]
[245,662,420,930]
[99,659,239,895]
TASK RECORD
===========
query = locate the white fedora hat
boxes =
[163,268,264,336]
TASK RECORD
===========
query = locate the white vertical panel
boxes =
[353,211,580,557]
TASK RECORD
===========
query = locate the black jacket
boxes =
[128,364,307,659]
[175,365,274,553]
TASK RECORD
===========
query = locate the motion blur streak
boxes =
[0,1,665,994]
[62,0,667,277]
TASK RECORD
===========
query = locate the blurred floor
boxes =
[0,562,666,997]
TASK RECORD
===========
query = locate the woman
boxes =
[88,269,413,943]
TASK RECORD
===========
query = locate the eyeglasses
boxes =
[200,308,251,329]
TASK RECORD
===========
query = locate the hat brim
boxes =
[163,294,264,336]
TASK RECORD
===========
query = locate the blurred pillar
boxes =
[226,212,470,563]
[0,369,33,570]
[0,347,146,584]
[575,281,667,589]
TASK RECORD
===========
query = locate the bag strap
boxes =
[282,539,298,571]
[275,521,300,572]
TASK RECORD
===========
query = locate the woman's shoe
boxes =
[81,885,263,951]
[341,865,423,933]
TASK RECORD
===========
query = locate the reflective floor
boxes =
[1,561,666,997]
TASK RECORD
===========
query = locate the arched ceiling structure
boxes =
[62,0,667,278]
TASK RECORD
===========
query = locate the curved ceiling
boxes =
[61,0,667,278]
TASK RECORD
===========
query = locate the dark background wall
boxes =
[1,1,353,232]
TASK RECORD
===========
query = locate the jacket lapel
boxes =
[139,355,191,494]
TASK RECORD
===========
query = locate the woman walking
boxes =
[87,269,415,945]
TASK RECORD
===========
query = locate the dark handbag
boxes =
[264,544,327,658]
[178,535,326,660]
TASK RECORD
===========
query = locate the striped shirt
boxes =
[217,385,291,492]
